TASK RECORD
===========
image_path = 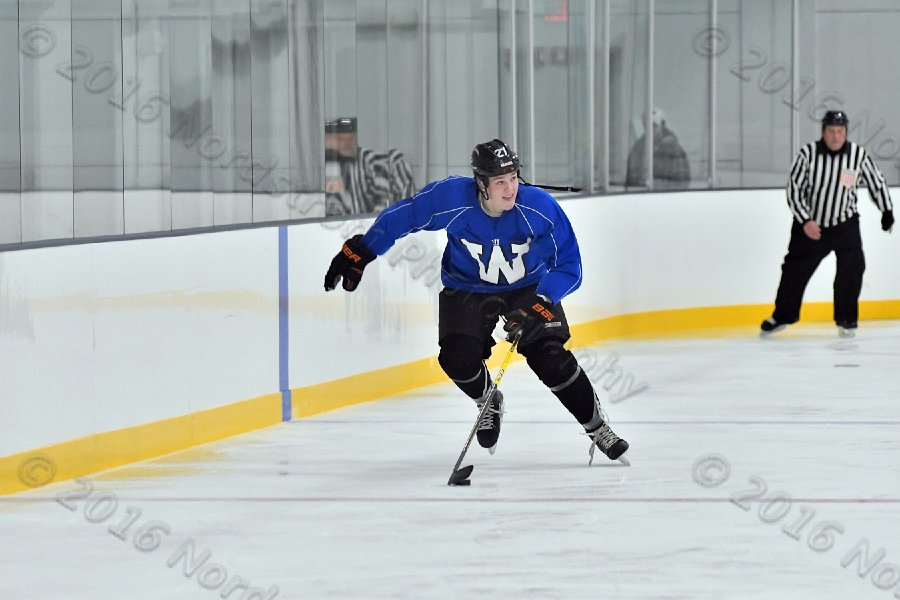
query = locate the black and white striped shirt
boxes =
[787,140,893,228]
[334,147,417,216]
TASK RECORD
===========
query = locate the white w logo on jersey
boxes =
[461,238,531,284]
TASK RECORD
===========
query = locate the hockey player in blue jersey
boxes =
[324,139,629,464]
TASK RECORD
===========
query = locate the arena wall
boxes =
[2,188,897,493]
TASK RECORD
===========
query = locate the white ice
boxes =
[3,322,900,600]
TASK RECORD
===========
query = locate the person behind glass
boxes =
[324,117,416,216]
[322,139,630,466]
[761,110,894,338]
[625,108,691,190]
[324,118,357,215]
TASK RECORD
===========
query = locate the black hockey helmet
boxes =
[471,139,520,181]
[822,110,849,128]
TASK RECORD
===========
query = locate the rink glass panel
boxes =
[2,0,900,248]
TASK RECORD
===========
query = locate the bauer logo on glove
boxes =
[531,301,555,320]
[503,293,556,344]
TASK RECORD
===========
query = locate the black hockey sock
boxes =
[549,367,599,426]
[450,361,490,400]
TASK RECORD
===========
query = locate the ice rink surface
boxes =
[3,322,900,599]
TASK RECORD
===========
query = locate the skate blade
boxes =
[488,444,497,456]
[759,326,786,338]
[617,453,631,466]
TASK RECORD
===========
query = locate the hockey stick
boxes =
[519,179,582,193]
[527,183,582,193]
[447,331,521,486]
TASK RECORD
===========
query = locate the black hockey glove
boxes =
[882,210,894,232]
[323,234,376,292]
[503,293,556,345]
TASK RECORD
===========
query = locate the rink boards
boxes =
[2,188,899,494]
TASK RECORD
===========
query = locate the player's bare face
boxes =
[482,172,519,216]
[823,125,846,152]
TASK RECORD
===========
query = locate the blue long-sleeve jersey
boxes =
[360,175,583,304]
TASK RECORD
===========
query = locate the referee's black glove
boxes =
[882,210,894,232]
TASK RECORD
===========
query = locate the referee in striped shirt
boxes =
[761,110,894,338]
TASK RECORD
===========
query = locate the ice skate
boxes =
[586,421,630,466]
[836,320,857,338]
[475,390,504,454]
[760,316,788,337]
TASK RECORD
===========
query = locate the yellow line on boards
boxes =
[292,300,900,418]
[0,393,281,496]
[5,300,897,496]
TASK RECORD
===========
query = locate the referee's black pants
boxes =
[772,216,865,325]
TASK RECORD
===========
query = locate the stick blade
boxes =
[447,465,474,486]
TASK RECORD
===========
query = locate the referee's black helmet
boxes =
[822,110,849,128]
